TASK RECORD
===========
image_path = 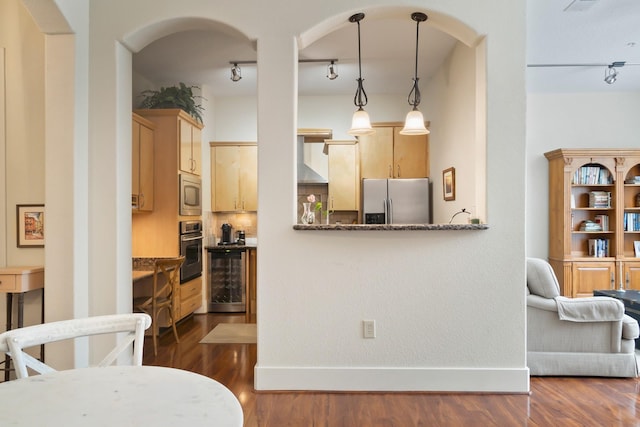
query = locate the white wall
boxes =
[0,0,46,331]
[526,91,640,258]
[21,0,528,392]
[424,41,481,224]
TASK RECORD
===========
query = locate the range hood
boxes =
[297,129,332,184]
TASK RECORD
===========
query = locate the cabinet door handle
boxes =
[388,165,392,178]
[397,165,400,177]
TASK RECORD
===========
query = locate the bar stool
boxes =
[133,257,184,356]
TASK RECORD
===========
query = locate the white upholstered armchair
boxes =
[527,257,639,377]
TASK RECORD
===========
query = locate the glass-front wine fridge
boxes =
[208,248,246,312]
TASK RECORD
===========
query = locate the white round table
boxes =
[0,365,243,426]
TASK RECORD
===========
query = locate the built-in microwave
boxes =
[179,173,202,216]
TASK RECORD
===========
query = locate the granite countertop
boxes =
[293,223,489,231]
[205,243,258,250]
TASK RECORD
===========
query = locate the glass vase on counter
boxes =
[301,202,315,224]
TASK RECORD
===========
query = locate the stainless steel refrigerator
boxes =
[362,178,431,224]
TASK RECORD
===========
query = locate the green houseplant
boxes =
[138,82,205,123]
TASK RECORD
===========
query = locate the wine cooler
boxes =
[208,248,246,312]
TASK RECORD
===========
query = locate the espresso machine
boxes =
[220,223,233,245]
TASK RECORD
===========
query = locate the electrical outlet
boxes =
[363,320,376,338]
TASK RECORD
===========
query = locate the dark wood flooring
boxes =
[143,313,640,426]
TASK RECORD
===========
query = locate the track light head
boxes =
[326,61,338,80]
[604,65,618,84]
[230,63,242,82]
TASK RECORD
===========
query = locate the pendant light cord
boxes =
[352,14,368,109]
[407,14,423,109]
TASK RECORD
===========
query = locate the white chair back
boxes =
[1,313,151,379]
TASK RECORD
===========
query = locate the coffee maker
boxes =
[220,223,233,244]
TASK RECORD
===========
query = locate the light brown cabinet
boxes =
[211,142,257,212]
[179,117,202,176]
[358,123,429,179]
[327,140,359,211]
[546,148,640,297]
[132,113,154,212]
[179,276,202,320]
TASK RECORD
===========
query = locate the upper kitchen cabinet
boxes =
[326,140,359,212]
[211,142,257,212]
[359,122,429,179]
[132,113,155,212]
[179,116,203,176]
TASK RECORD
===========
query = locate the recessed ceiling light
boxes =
[627,42,637,48]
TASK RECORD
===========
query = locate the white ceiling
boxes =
[132,0,640,101]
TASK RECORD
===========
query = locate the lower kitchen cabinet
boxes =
[179,276,202,320]
[248,248,257,315]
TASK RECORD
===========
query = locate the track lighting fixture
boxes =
[228,59,339,82]
[327,61,338,80]
[347,13,375,136]
[230,63,242,82]
[528,60,639,85]
[604,65,618,84]
[400,12,430,136]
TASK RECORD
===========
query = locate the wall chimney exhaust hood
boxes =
[297,129,332,184]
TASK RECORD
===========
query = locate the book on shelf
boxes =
[624,176,640,184]
[594,214,609,231]
[573,166,613,185]
[588,191,611,208]
[624,212,640,231]
[588,238,610,257]
[580,220,602,232]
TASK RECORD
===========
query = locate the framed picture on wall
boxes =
[16,204,45,248]
[443,167,455,201]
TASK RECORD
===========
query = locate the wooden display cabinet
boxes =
[546,149,640,296]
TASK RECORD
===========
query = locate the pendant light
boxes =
[400,12,430,135]
[347,13,375,136]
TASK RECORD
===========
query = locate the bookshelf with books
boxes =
[545,149,640,297]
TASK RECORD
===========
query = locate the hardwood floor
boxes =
[144,313,640,426]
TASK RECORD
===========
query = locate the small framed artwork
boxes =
[634,241,640,258]
[16,204,45,248]
[443,167,455,201]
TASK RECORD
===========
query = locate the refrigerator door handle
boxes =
[388,198,393,224]
[383,198,389,224]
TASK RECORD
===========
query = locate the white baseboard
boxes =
[254,366,531,393]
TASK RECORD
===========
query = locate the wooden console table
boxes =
[0,266,44,381]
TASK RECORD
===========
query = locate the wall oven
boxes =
[179,220,203,283]
[179,173,202,216]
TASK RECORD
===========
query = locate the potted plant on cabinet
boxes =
[138,82,205,123]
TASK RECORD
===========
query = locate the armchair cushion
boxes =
[622,315,640,340]
[526,258,560,298]
[554,296,624,322]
